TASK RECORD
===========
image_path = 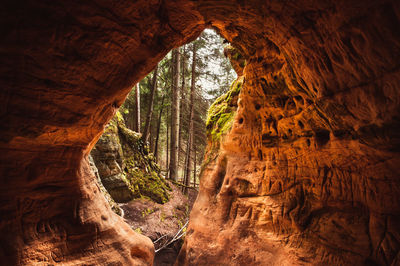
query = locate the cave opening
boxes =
[1,1,400,265]
[89,28,238,265]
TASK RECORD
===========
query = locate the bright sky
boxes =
[196,29,237,100]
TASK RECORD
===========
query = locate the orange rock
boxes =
[0,0,399,265]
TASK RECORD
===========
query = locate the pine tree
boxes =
[154,93,165,161]
[135,83,141,133]
[183,43,197,194]
[178,45,187,180]
[117,29,235,185]
[143,64,158,143]
[169,48,181,181]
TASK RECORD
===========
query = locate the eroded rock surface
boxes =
[178,1,400,265]
[1,0,400,265]
[0,1,203,264]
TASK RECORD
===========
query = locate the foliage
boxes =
[142,208,155,218]
[206,77,242,142]
[195,29,237,99]
[107,28,236,193]
[116,115,171,203]
[96,111,171,204]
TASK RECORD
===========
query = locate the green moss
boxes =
[224,45,243,61]
[206,77,243,143]
[119,124,141,145]
[115,111,125,125]
[99,110,171,205]
[224,44,246,72]
[115,118,171,203]
[103,122,118,136]
[160,212,166,222]
[142,208,155,217]
[211,111,235,142]
[124,168,170,204]
[230,79,242,97]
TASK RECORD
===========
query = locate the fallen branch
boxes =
[153,234,167,244]
[170,180,199,191]
[155,220,189,253]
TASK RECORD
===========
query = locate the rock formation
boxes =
[1,0,399,265]
[178,2,400,264]
[89,154,123,216]
[91,111,170,204]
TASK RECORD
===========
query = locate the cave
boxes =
[1,0,400,265]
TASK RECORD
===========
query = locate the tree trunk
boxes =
[182,133,190,192]
[135,83,141,133]
[127,100,134,131]
[169,48,180,181]
[149,122,154,153]
[178,45,186,177]
[154,94,165,162]
[184,43,197,194]
[193,148,196,187]
[143,64,158,143]
[166,107,169,178]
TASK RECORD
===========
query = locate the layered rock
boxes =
[0,1,202,264]
[91,113,133,203]
[89,154,122,216]
[1,0,400,265]
[91,111,170,204]
[178,1,400,264]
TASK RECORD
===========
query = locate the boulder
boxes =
[91,111,171,204]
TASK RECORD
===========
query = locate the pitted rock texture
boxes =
[0,1,203,264]
[1,0,400,265]
[178,0,400,265]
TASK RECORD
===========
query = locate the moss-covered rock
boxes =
[118,122,171,204]
[91,116,133,203]
[206,76,243,143]
[223,45,246,75]
[91,111,170,207]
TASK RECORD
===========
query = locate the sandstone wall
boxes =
[0,0,399,265]
[179,1,400,264]
[0,1,203,264]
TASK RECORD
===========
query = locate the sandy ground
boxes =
[119,181,198,265]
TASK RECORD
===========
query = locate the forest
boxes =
[88,28,237,264]
[3,1,399,265]
[119,29,236,189]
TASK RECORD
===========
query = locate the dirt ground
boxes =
[119,181,198,265]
